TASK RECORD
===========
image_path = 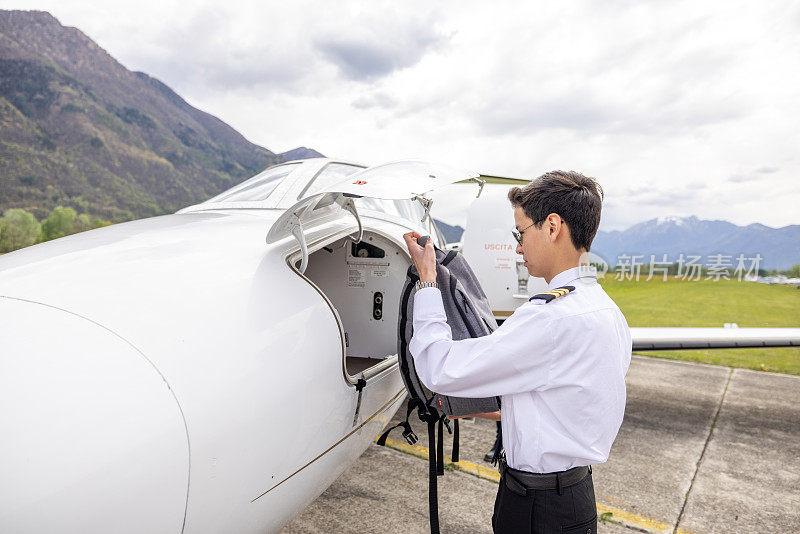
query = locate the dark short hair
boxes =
[507,170,603,251]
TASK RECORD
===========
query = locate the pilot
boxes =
[403,170,631,534]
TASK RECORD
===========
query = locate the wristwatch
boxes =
[415,280,439,291]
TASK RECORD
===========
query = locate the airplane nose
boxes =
[0,298,189,533]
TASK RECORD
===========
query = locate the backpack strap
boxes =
[397,273,425,403]
[490,423,504,466]
[436,414,446,476]
[376,401,419,446]
[426,415,441,534]
[441,249,458,267]
[451,419,459,463]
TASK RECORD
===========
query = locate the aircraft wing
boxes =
[457,174,530,185]
[631,327,800,350]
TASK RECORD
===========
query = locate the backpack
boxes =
[378,237,500,534]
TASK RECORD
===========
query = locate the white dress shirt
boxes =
[409,266,632,473]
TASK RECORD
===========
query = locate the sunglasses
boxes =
[511,222,536,246]
[511,219,564,245]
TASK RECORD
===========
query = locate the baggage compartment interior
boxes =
[301,231,411,377]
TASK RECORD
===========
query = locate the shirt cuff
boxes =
[413,287,446,321]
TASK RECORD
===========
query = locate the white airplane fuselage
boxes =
[0,209,410,532]
[0,159,460,533]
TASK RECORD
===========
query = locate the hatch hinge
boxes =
[290,214,309,274]
[472,177,486,198]
[341,197,363,244]
[412,195,434,223]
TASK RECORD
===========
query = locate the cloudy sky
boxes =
[4,0,799,230]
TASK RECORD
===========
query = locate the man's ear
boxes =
[547,213,562,241]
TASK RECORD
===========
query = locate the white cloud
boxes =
[2,0,799,230]
[351,91,399,110]
[313,10,447,81]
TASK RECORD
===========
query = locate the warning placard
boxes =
[348,267,366,288]
[494,257,513,270]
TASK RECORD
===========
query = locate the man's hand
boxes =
[403,231,437,283]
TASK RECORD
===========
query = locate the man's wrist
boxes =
[415,280,439,291]
[420,271,437,283]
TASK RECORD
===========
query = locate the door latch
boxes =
[352,376,367,426]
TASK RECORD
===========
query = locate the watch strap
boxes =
[415,280,439,291]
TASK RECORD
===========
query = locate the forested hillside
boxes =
[0,10,318,226]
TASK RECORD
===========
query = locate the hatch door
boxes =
[266,160,482,272]
[318,160,481,200]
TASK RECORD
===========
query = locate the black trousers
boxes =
[492,469,597,534]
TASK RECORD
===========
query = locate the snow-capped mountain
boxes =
[436,216,799,270]
[592,216,800,270]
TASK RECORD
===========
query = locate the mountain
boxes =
[433,218,464,244]
[435,215,799,270]
[592,216,800,270]
[277,147,324,161]
[0,10,321,222]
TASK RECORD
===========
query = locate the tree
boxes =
[0,209,41,252]
[72,213,93,233]
[40,206,77,241]
[91,217,110,228]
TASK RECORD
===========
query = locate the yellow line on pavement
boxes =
[379,437,696,534]
[381,436,501,482]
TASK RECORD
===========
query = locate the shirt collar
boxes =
[547,265,598,290]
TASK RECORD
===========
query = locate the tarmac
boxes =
[283,355,800,533]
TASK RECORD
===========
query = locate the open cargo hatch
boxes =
[300,231,410,381]
[266,161,483,273]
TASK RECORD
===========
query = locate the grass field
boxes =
[598,277,800,375]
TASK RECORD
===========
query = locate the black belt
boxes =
[499,459,591,496]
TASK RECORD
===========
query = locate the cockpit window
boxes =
[206,163,299,203]
[299,162,366,199]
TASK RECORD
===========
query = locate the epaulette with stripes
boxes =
[529,285,575,303]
